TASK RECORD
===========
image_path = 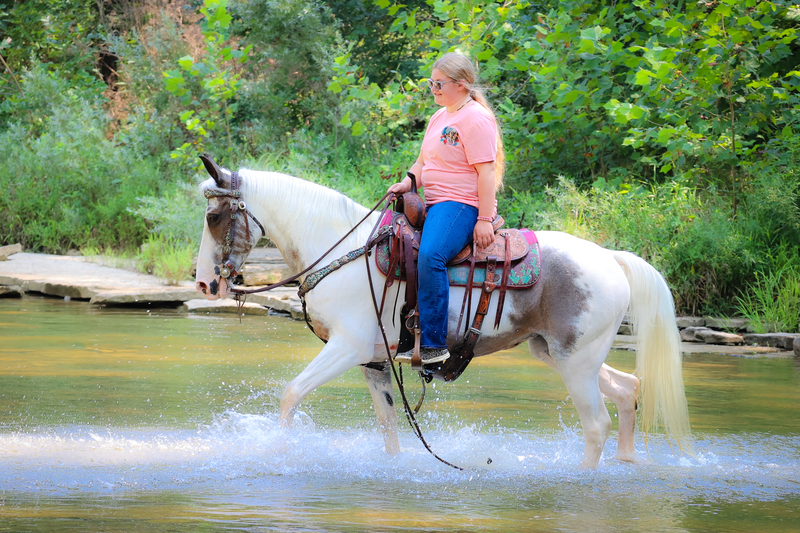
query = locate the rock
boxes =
[0,285,23,298]
[184,298,271,315]
[794,336,800,357]
[680,327,703,342]
[0,254,6,261]
[241,247,294,286]
[743,333,800,351]
[0,243,22,257]
[704,316,750,331]
[617,323,632,335]
[676,316,705,328]
[247,290,304,319]
[681,326,743,345]
[90,288,199,304]
[0,252,201,305]
[241,263,295,286]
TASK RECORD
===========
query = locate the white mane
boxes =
[238,168,378,259]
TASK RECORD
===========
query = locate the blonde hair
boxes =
[433,52,505,187]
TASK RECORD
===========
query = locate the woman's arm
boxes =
[473,161,496,249]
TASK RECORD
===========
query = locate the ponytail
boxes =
[434,52,505,188]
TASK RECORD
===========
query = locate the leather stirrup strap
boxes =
[385,231,402,288]
[456,242,477,338]
[494,236,512,329]
[402,227,417,312]
[445,257,496,382]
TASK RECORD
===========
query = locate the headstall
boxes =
[203,171,266,281]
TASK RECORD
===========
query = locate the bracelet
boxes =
[477,215,493,222]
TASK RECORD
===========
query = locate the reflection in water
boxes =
[1,297,798,532]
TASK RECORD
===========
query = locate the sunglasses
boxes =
[427,79,458,90]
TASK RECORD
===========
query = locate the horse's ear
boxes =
[200,153,224,188]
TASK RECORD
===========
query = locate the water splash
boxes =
[1,412,797,502]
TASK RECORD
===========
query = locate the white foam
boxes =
[1,411,798,500]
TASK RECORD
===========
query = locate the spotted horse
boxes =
[194,155,691,469]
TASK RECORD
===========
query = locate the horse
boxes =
[193,157,691,469]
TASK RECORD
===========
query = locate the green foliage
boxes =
[163,0,251,167]
[0,65,182,252]
[736,257,800,333]
[137,234,195,285]
[331,0,800,188]
[325,0,429,86]
[537,157,799,316]
[132,182,206,246]
[0,0,98,72]
[230,0,345,137]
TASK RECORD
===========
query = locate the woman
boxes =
[389,52,504,365]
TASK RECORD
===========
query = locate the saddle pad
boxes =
[374,227,542,289]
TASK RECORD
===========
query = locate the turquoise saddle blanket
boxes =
[374,225,542,289]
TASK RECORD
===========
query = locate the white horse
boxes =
[194,158,691,469]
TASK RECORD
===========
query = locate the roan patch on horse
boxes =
[194,155,691,469]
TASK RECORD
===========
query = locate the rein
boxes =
[363,197,464,471]
[205,175,462,470]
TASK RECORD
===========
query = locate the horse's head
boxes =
[195,154,265,300]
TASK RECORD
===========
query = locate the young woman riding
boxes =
[388,52,505,365]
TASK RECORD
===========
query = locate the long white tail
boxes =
[613,251,692,451]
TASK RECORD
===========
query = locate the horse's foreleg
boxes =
[599,364,639,462]
[280,335,369,428]
[361,358,399,455]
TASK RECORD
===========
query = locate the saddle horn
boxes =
[200,153,225,188]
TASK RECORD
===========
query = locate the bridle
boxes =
[203,171,266,281]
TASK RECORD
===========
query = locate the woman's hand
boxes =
[474,219,495,249]
[387,176,413,197]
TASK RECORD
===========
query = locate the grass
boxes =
[736,264,800,333]
[137,235,195,286]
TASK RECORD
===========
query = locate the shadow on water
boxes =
[1,296,798,532]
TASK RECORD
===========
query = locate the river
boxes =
[1,296,798,532]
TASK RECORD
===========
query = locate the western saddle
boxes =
[378,174,533,382]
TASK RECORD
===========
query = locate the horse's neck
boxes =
[240,170,377,272]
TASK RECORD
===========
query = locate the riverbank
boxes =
[0,249,303,318]
[1,249,797,357]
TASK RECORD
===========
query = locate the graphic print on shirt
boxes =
[440,126,460,146]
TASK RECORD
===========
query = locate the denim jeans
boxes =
[417,201,478,349]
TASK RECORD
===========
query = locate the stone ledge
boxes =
[0,243,22,257]
[0,285,23,298]
[184,299,271,315]
[613,334,794,358]
[743,333,800,351]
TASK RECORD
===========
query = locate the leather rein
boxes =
[204,174,463,470]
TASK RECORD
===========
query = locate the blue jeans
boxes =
[418,201,478,349]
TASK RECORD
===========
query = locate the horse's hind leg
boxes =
[361,360,399,455]
[599,364,639,462]
[528,335,614,469]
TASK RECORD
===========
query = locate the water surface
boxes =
[1,297,798,532]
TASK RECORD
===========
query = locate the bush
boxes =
[0,65,183,252]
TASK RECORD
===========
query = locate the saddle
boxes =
[373,179,542,383]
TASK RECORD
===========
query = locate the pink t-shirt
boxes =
[420,101,498,209]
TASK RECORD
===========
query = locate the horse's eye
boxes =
[207,213,220,224]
